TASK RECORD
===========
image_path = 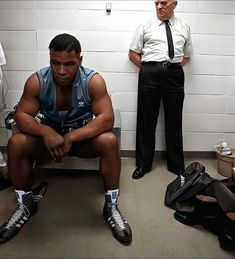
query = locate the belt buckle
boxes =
[162,61,169,67]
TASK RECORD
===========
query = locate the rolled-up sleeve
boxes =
[183,24,191,58]
[129,24,144,54]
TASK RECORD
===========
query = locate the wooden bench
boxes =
[36,109,121,171]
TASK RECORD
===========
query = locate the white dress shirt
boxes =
[130,15,191,63]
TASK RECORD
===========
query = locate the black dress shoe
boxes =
[132,167,145,180]
[174,200,222,234]
[174,210,199,226]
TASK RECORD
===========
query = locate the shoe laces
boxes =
[5,203,30,229]
[107,203,127,230]
[32,194,43,203]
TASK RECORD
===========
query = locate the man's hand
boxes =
[43,129,66,162]
[63,133,73,154]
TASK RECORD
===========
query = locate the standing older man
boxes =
[129,0,191,179]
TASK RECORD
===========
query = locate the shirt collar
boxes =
[157,14,175,26]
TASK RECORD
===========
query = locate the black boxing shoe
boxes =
[103,194,132,245]
[132,167,146,180]
[0,192,37,244]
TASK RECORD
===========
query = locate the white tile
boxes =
[184,95,227,114]
[225,115,235,133]
[183,114,226,132]
[183,132,225,151]
[3,71,33,90]
[5,90,23,109]
[111,92,137,112]
[190,55,235,76]
[37,10,77,30]
[198,1,235,15]
[0,31,36,51]
[0,10,36,30]
[120,112,136,131]
[76,10,154,32]
[120,130,135,150]
[82,52,137,73]
[228,76,235,95]
[100,72,138,93]
[4,51,37,71]
[37,30,133,52]
[185,74,230,95]
[196,14,235,35]
[0,1,35,9]
[193,34,235,56]
[227,96,235,114]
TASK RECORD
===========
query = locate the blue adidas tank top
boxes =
[37,66,97,126]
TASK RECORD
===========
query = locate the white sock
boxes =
[15,190,32,203]
[106,189,119,204]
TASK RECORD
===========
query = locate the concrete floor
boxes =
[0,157,235,259]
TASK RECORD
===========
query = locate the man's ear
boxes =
[174,1,178,6]
[80,55,83,64]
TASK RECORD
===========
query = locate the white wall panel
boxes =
[38,31,133,52]
[198,1,235,14]
[228,77,235,95]
[5,90,23,109]
[0,10,36,31]
[37,11,77,30]
[184,95,227,114]
[76,10,153,32]
[183,132,225,151]
[3,71,32,91]
[227,97,235,114]
[185,74,230,95]
[100,72,138,93]
[111,93,137,112]
[0,31,36,51]
[0,1,35,9]
[196,14,235,35]
[225,115,235,132]
[193,34,235,56]
[3,51,37,71]
[183,114,226,132]
[191,56,235,76]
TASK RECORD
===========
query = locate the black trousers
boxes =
[136,62,185,174]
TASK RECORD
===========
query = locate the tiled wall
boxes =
[0,1,235,151]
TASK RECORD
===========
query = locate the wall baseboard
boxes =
[121,150,216,159]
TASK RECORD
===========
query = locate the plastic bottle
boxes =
[220,142,232,156]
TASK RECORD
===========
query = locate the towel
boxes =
[0,42,6,65]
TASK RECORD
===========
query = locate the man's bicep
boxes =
[89,75,113,117]
[17,73,41,117]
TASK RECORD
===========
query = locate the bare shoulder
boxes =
[23,72,40,97]
[88,73,108,98]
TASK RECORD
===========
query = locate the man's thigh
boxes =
[69,137,100,158]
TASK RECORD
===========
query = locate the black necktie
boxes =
[164,20,174,60]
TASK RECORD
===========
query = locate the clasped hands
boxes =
[43,130,73,162]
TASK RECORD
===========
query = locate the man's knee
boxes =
[97,132,119,150]
[8,133,33,154]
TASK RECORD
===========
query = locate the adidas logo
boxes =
[78,101,85,107]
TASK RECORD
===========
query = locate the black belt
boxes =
[143,61,181,68]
